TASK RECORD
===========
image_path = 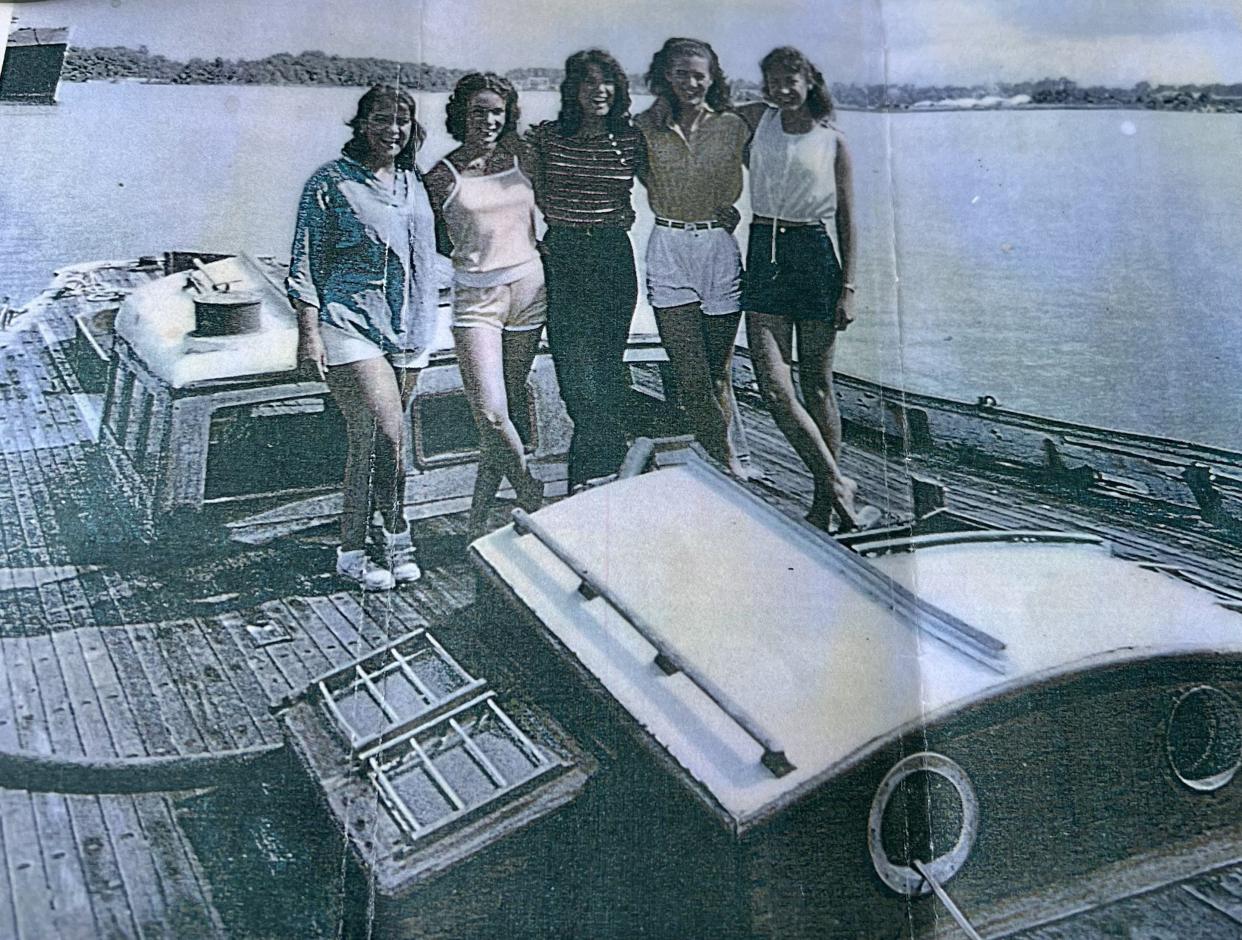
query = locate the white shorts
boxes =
[645,225,743,316]
[320,323,431,370]
[452,269,548,332]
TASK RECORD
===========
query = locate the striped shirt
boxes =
[527,121,643,228]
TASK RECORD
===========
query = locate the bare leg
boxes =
[327,357,409,551]
[388,365,422,534]
[747,312,866,531]
[454,326,543,537]
[798,320,843,460]
[654,304,737,471]
[702,310,748,477]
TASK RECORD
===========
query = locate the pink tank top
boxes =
[440,158,540,288]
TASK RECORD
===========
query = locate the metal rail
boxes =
[511,508,796,777]
[913,859,985,940]
[852,529,1105,557]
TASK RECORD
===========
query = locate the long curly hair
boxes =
[760,46,835,121]
[558,49,632,136]
[644,37,731,116]
[445,72,521,143]
[342,83,425,170]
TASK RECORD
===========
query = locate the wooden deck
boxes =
[1,261,1241,935]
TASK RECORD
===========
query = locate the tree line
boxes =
[61,46,1242,112]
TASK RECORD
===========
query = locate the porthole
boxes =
[867,752,979,896]
[1167,685,1242,793]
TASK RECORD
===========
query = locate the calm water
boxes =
[2,83,1240,448]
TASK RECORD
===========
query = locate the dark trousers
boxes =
[542,226,638,487]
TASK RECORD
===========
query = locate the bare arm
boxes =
[737,101,768,134]
[834,132,858,331]
[292,299,326,380]
[522,124,547,200]
[737,102,768,168]
[631,110,657,188]
[287,175,329,379]
[423,160,456,257]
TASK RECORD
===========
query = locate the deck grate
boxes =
[314,630,485,755]
[365,692,555,842]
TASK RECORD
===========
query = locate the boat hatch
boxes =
[470,455,1008,831]
[364,691,560,841]
[283,629,591,890]
[314,628,486,754]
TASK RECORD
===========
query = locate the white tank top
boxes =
[749,107,841,262]
[441,158,541,288]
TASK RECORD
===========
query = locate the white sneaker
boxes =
[336,547,395,592]
[383,528,422,584]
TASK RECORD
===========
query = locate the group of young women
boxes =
[287,38,875,591]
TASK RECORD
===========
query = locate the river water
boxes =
[1,83,1239,448]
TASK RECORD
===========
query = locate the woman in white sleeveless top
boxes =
[426,73,546,537]
[738,48,878,532]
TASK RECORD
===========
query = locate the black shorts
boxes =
[742,222,842,321]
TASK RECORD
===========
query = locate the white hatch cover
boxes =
[470,457,1007,830]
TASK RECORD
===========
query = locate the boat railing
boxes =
[851,529,1105,557]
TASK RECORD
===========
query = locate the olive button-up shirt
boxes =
[634,106,749,223]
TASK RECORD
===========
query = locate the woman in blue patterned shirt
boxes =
[287,84,440,591]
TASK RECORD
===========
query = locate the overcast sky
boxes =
[5,0,1242,86]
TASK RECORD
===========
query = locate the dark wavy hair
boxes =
[557,49,632,136]
[760,46,835,121]
[446,72,521,143]
[342,83,424,170]
[644,37,731,116]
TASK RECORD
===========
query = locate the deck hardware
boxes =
[910,474,946,520]
[854,529,1103,558]
[243,619,290,647]
[911,860,985,940]
[512,507,796,778]
[617,437,657,479]
[1184,463,1226,526]
[669,456,1009,671]
[868,752,979,898]
[1042,438,1100,490]
[1166,685,1242,792]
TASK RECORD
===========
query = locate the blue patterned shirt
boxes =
[286,156,439,356]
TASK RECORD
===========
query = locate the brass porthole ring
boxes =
[867,751,980,897]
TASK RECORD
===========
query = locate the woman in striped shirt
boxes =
[527,49,644,489]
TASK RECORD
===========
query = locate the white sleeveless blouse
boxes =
[749,107,842,262]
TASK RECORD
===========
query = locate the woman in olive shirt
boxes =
[634,37,751,478]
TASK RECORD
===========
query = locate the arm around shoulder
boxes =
[423,160,454,214]
[737,101,768,135]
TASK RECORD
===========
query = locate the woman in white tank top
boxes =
[426,73,546,537]
[738,48,878,532]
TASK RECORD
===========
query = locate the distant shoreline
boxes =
[60,46,1242,114]
[70,80,1236,115]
